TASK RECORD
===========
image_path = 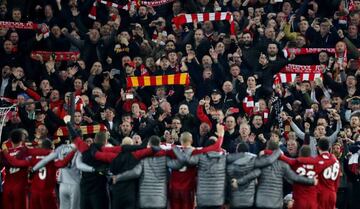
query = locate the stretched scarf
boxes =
[30,51,80,61]
[283,47,348,67]
[280,64,324,74]
[126,73,190,88]
[54,124,107,138]
[172,12,235,35]
[134,0,176,7]
[274,73,322,84]
[0,21,49,37]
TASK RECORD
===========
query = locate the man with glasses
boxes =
[179,87,198,116]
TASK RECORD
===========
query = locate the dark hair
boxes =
[317,138,330,151]
[266,139,279,150]
[237,141,249,153]
[41,139,53,150]
[299,145,311,157]
[95,131,107,145]
[149,135,161,146]
[10,129,24,144]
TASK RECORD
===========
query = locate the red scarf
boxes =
[242,89,254,115]
[282,48,336,58]
[30,51,80,61]
[134,0,175,7]
[280,64,324,74]
[88,0,131,20]
[0,21,49,37]
[172,12,235,35]
[273,73,322,84]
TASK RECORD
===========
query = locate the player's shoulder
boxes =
[1,140,12,150]
[297,156,317,164]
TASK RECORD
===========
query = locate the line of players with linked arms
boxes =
[0,121,344,209]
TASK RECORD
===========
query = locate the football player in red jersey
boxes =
[316,138,340,209]
[274,145,335,209]
[2,129,34,209]
[4,138,76,209]
[1,129,55,209]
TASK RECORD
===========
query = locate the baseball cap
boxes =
[211,89,221,95]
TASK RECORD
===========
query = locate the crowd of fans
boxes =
[0,0,360,208]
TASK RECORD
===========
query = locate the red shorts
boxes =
[2,183,27,209]
[169,189,195,209]
[30,190,57,209]
[317,191,336,209]
[293,197,317,209]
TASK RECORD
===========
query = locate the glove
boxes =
[95,167,109,176]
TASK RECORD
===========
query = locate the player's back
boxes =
[316,152,340,193]
[30,155,57,192]
[291,157,318,198]
[1,140,28,185]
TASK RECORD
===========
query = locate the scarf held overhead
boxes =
[172,12,235,35]
[126,73,190,88]
[283,47,348,66]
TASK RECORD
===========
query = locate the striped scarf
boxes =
[54,124,107,138]
[172,12,235,35]
[273,73,323,84]
[126,73,190,88]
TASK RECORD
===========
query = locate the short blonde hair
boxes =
[122,137,134,145]
[180,132,193,145]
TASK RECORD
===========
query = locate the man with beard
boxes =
[240,32,261,72]
[175,104,196,133]
[255,43,289,96]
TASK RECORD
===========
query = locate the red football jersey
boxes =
[30,156,58,192]
[1,140,28,186]
[316,152,340,193]
[289,156,335,209]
